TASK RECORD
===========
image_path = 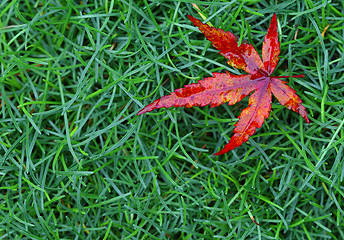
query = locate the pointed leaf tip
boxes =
[188,15,198,23]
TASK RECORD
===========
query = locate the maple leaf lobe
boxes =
[188,15,263,75]
[214,81,272,155]
[137,73,258,115]
[262,13,280,74]
[270,78,309,123]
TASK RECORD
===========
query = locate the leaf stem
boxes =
[274,74,304,78]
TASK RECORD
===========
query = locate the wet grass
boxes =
[0,0,343,239]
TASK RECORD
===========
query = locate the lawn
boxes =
[0,0,344,239]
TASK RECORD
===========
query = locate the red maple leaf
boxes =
[138,13,309,155]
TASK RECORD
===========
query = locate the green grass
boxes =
[0,0,344,239]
